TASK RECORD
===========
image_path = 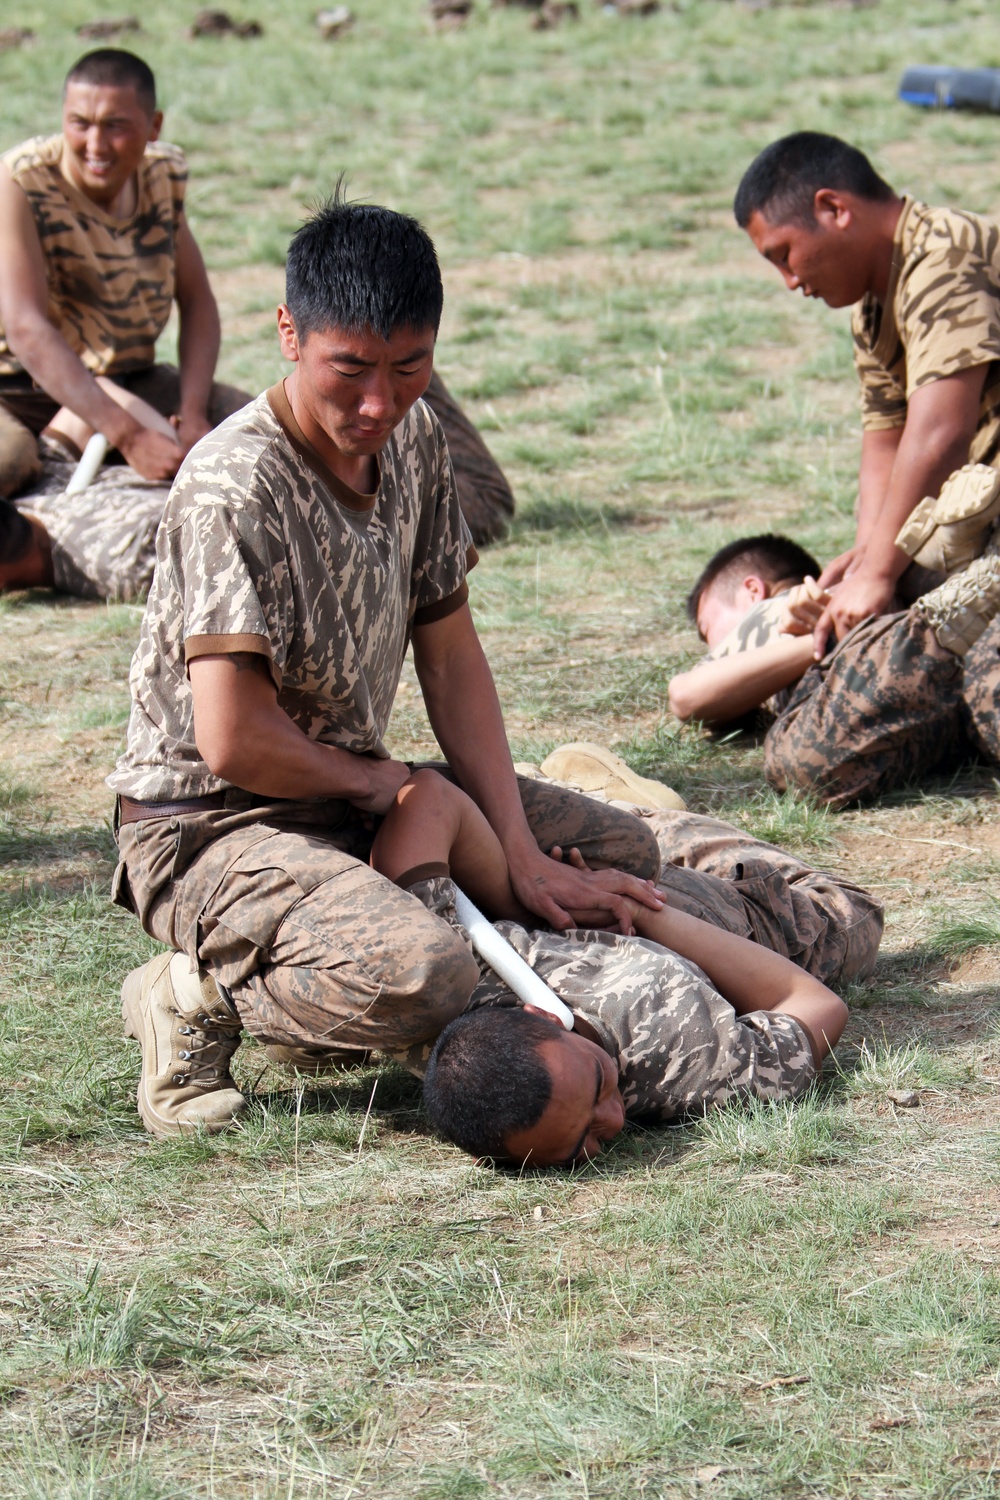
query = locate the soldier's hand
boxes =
[812,569,896,659]
[119,423,184,482]
[515,846,665,936]
[780,577,831,637]
[349,756,413,815]
[818,545,864,591]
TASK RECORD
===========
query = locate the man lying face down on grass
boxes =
[368,768,853,1169]
[667,532,828,729]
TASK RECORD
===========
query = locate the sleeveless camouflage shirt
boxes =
[0,134,187,378]
[853,196,1000,466]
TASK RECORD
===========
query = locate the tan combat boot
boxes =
[121,951,246,1139]
[539,742,687,811]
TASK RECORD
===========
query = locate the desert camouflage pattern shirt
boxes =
[406,874,817,1122]
[109,384,473,801]
[703,593,795,717]
[0,135,187,378]
[853,196,1000,465]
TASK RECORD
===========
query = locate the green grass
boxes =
[3,0,1000,1495]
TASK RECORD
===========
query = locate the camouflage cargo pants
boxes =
[14,459,167,600]
[639,808,883,985]
[762,610,971,808]
[962,615,1000,761]
[4,367,250,599]
[116,778,661,1055]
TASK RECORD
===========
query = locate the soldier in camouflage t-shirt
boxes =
[737,131,1000,656]
[108,195,666,1140]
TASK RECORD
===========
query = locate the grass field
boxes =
[2,1,999,1495]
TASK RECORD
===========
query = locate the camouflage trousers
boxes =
[639,807,883,985]
[115,777,661,1055]
[116,784,880,1057]
[14,457,167,600]
[0,365,248,501]
[423,370,514,546]
[763,610,1000,807]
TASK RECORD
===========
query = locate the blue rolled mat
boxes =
[899,66,1000,113]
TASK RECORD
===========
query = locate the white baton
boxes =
[65,432,109,496]
[452,886,575,1030]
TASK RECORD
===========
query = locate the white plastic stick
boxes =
[452,886,575,1030]
[65,432,109,496]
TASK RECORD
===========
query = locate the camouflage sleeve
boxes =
[165,484,289,685]
[898,237,1000,396]
[853,302,907,431]
[704,595,791,661]
[498,924,818,1123]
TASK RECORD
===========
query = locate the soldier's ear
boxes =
[813,188,852,231]
[276,305,301,363]
[742,574,768,603]
[522,1004,564,1030]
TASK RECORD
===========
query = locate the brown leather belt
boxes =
[118,792,229,824]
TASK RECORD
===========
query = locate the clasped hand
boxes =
[517,844,663,936]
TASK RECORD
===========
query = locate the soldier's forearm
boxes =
[668,635,815,725]
[7,319,142,449]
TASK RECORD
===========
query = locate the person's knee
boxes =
[249,914,480,1053]
[0,422,41,500]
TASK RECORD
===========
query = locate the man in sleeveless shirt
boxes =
[0,48,252,591]
[0,48,514,594]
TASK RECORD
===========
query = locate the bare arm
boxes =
[172,219,221,454]
[668,633,816,725]
[633,901,847,1065]
[0,164,182,481]
[814,366,987,654]
[412,602,662,932]
[188,652,411,810]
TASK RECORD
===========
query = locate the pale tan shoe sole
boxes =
[540,742,687,811]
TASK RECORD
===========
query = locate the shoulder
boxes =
[904,200,1000,270]
[163,393,287,528]
[1,134,62,183]
[141,140,188,188]
[379,397,452,511]
[393,396,448,466]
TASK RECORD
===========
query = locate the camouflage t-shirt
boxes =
[0,134,187,379]
[703,593,795,717]
[853,196,1000,465]
[404,874,817,1122]
[108,384,474,801]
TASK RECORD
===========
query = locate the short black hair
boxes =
[686,533,820,625]
[285,188,444,342]
[64,49,157,116]
[734,132,895,229]
[423,1006,555,1160]
[0,502,35,567]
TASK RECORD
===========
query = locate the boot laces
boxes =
[171,1010,240,1087]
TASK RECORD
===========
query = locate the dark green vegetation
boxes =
[1,1,998,1494]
